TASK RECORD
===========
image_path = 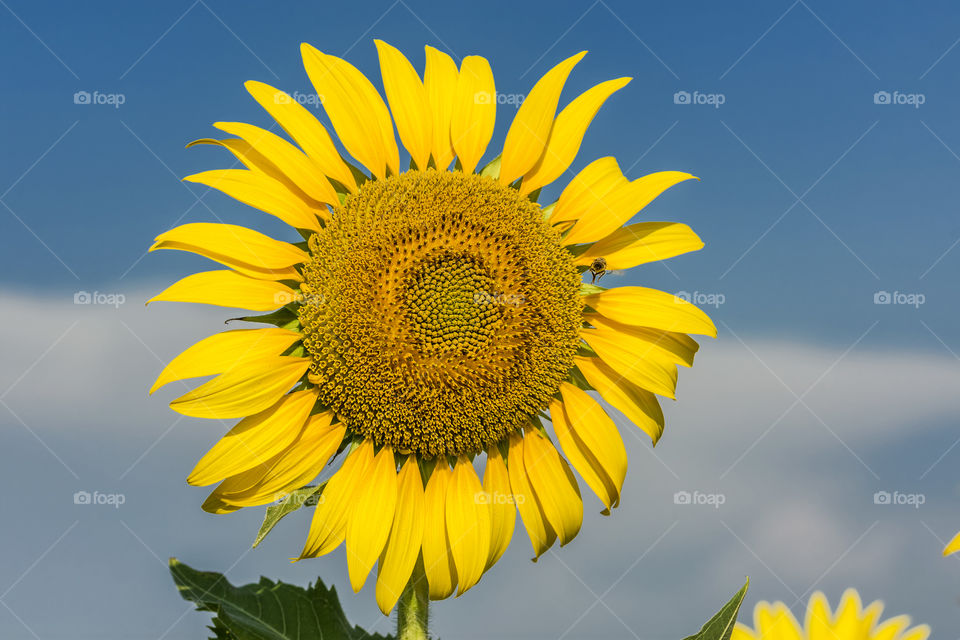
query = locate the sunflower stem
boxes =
[397,555,429,640]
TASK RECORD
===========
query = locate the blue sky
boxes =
[2,1,960,638]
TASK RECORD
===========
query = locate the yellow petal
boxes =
[213,418,346,507]
[450,55,496,173]
[150,222,307,281]
[581,328,678,398]
[147,270,298,311]
[752,602,803,640]
[549,397,618,511]
[944,529,960,556]
[521,78,631,196]
[574,221,704,271]
[376,457,426,614]
[301,43,399,179]
[445,456,491,595]
[187,390,321,486]
[805,592,833,640]
[558,383,627,507]
[574,355,665,444]
[898,625,932,640]
[151,327,301,394]
[583,286,717,337]
[213,122,339,205]
[506,432,556,558]
[169,356,310,419]
[421,462,458,600]
[562,171,696,245]
[522,430,582,545]
[483,446,516,571]
[347,445,398,592]
[586,313,700,368]
[424,46,459,170]
[301,440,374,558]
[183,169,325,232]
[871,617,912,640]
[376,40,432,171]
[550,157,626,224]
[244,80,357,192]
[499,52,586,185]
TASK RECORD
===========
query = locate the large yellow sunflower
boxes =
[732,590,930,640]
[149,40,714,615]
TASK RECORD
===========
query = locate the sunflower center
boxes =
[298,170,582,458]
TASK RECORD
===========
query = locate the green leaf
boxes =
[169,558,394,640]
[682,578,749,640]
[252,485,323,549]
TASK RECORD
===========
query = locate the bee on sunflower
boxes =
[148,40,714,626]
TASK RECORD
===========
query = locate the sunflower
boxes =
[732,589,930,640]
[148,40,714,615]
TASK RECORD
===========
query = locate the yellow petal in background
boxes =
[562,171,696,245]
[147,270,298,311]
[506,433,556,558]
[558,383,627,507]
[376,457,426,614]
[499,51,586,185]
[183,169,325,232]
[574,221,704,271]
[582,286,717,337]
[450,55,496,173]
[445,456,490,595]
[944,530,960,556]
[213,122,339,205]
[150,222,308,281]
[347,445,398,592]
[169,355,310,419]
[301,440,374,558]
[301,43,399,179]
[549,398,618,512]
[521,78,631,196]
[421,462,458,600]
[482,446,516,571]
[187,389,320,486]
[573,355,665,445]
[244,80,357,192]
[550,157,626,224]
[213,418,346,508]
[376,40,432,171]
[424,46,459,170]
[151,327,301,394]
[522,431,582,545]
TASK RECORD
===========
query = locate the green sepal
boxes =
[169,558,394,640]
[541,201,556,221]
[681,578,749,640]
[252,484,324,548]
[226,307,300,331]
[479,154,502,180]
[579,282,606,296]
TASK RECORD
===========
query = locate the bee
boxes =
[588,257,607,283]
